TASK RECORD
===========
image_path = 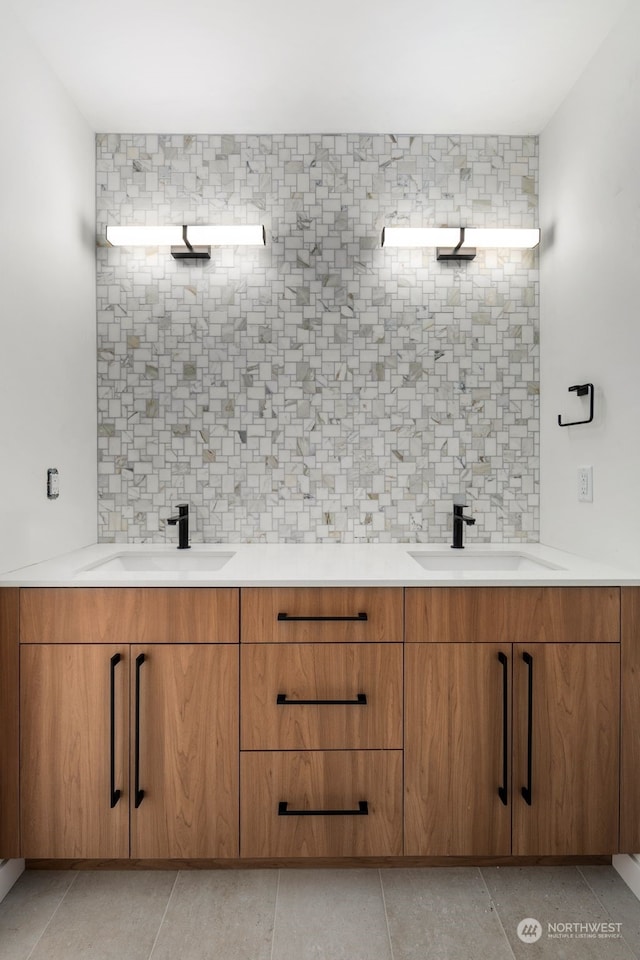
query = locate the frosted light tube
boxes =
[106,225,266,247]
[382,227,460,248]
[187,225,266,246]
[106,225,184,246]
[464,228,540,249]
[382,226,540,249]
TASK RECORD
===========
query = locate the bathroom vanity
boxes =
[0,544,637,867]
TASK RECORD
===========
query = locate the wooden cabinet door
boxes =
[404,643,511,856]
[130,645,238,858]
[21,644,129,858]
[512,643,619,855]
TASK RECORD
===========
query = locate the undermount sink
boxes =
[77,551,235,575]
[408,551,565,572]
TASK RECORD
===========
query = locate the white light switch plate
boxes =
[577,466,593,502]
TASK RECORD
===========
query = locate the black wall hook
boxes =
[558,383,594,427]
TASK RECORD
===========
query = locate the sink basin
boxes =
[77,551,235,575]
[408,551,564,572]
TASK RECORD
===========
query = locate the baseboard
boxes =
[26,854,612,870]
[0,859,25,902]
[613,855,640,902]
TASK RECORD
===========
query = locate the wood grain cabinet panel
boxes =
[21,643,239,860]
[20,588,239,644]
[621,587,640,851]
[512,643,619,856]
[131,645,238,859]
[21,644,130,859]
[241,643,402,750]
[241,588,402,643]
[19,589,240,860]
[404,643,511,856]
[402,585,621,860]
[405,587,620,643]
[15,583,625,864]
[240,750,402,858]
[0,589,20,858]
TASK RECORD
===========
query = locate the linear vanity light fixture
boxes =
[106,224,266,260]
[381,226,540,261]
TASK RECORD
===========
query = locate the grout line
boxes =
[576,864,607,905]
[25,870,80,960]
[269,869,281,960]
[147,870,180,960]
[378,868,396,960]
[577,866,640,960]
[477,868,517,960]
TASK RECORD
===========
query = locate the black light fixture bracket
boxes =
[437,227,477,261]
[557,383,594,427]
[171,225,211,260]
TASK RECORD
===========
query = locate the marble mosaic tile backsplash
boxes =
[97,133,539,543]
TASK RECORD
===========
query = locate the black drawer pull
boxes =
[522,651,533,806]
[277,693,367,706]
[134,653,146,809]
[277,612,368,622]
[278,800,368,816]
[109,653,122,809]
[498,651,508,806]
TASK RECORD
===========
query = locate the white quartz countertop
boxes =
[0,542,635,587]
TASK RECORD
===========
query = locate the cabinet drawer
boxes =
[20,588,239,644]
[240,750,402,858]
[405,587,620,643]
[241,588,402,643]
[241,644,402,750]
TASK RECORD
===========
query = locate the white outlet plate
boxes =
[577,465,593,502]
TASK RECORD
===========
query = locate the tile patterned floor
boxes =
[0,866,638,960]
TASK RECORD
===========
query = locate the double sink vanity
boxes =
[1,542,638,867]
[72,543,565,578]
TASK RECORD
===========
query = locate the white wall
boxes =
[539,0,640,569]
[0,7,97,574]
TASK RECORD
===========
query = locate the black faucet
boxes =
[167,503,190,549]
[452,503,476,549]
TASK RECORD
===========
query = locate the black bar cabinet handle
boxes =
[498,652,508,806]
[521,651,533,806]
[109,653,122,809]
[277,612,368,622]
[134,653,145,808]
[276,693,367,706]
[278,800,369,816]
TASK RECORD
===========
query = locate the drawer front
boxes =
[241,643,402,750]
[405,587,620,643]
[240,750,402,858]
[20,588,239,644]
[241,588,403,643]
